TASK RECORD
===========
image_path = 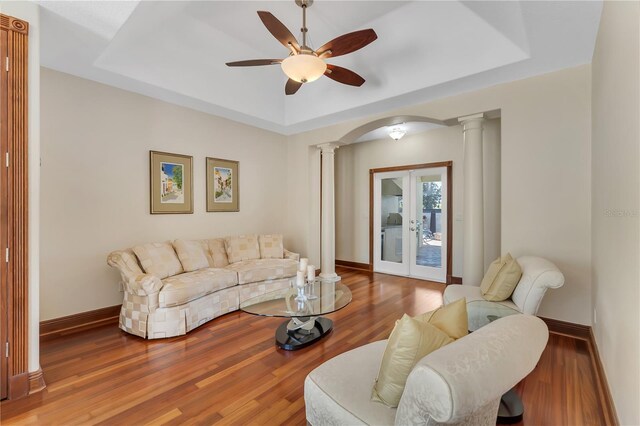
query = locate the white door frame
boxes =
[369,162,452,283]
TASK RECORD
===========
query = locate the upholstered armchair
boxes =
[444,256,565,331]
[304,315,548,426]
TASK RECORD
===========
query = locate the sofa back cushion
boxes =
[173,239,212,272]
[224,235,260,263]
[259,234,284,259]
[133,242,183,279]
[207,238,230,268]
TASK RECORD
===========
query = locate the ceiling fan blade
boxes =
[316,29,377,58]
[257,11,300,53]
[285,79,302,95]
[324,64,365,87]
[226,59,282,67]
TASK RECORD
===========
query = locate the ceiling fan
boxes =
[226,0,377,95]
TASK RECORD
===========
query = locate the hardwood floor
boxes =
[1,268,605,425]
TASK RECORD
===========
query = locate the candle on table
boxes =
[296,271,305,288]
[307,265,315,282]
[299,258,309,272]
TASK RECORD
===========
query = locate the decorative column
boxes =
[318,143,341,281]
[459,113,485,286]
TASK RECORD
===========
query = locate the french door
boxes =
[372,166,448,282]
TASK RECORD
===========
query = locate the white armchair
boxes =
[304,315,548,426]
[443,256,565,331]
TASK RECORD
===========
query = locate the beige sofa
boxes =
[107,234,299,339]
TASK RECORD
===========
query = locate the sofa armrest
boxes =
[512,256,565,314]
[284,249,300,261]
[127,274,163,296]
[108,250,163,295]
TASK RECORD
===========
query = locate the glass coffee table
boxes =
[240,278,352,351]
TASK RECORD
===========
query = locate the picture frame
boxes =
[206,157,239,212]
[150,151,193,214]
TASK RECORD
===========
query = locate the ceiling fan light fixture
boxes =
[388,126,407,141]
[281,53,327,83]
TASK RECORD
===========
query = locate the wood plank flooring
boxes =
[1,268,605,425]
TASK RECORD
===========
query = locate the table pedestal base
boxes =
[275,317,333,351]
[497,388,524,424]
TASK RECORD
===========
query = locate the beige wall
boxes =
[40,68,289,320]
[591,1,640,424]
[287,65,592,324]
[334,119,501,278]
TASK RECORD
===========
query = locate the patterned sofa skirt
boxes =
[119,278,292,339]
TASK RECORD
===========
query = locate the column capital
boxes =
[458,113,485,131]
[317,142,342,154]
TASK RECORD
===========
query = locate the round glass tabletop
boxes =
[240,279,352,318]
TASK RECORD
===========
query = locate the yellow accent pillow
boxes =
[371,315,453,407]
[371,299,468,407]
[480,255,508,293]
[415,297,469,339]
[481,253,522,301]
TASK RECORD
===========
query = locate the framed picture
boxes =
[150,151,193,214]
[206,157,239,212]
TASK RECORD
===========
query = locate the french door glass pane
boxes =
[381,177,403,263]
[416,175,442,268]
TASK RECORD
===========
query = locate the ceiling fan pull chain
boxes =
[301,3,308,48]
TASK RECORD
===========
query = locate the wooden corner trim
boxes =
[8,372,28,399]
[540,316,591,340]
[539,317,619,425]
[40,305,121,340]
[336,260,373,272]
[3,14,31,399]
[0,14,29,35]
[28,368,45,394]
[588,328,620,426]
[449,276,463,284]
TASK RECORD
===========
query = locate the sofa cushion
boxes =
[372,315,454,407]
[159,268,238,308]
[480,255,508,293]
[443,284,521,331]
[207,238,229,268]
[133,242,183,279]
[224,235,260,264]
[224,258,298,285]
[415,297,469,340]
[173,239,212,272]
[482,254,522,302]
[372,300,466,407]
[259,234,284,259]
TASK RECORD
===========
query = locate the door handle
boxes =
[410,227,416,231]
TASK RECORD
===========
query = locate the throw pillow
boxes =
[415,297,469,339]
[173,239,211,272]
[371,315,454,407]
[481,255,508,293]
[372,299,468,407]
[207,238,230,268]
[483,253,522,301]
[132,242,183,279]
[259,234,284,259]
[224,235,260,264]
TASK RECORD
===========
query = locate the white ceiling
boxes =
[37,0,602,135]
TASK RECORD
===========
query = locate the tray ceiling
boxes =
[37,1,602,134]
